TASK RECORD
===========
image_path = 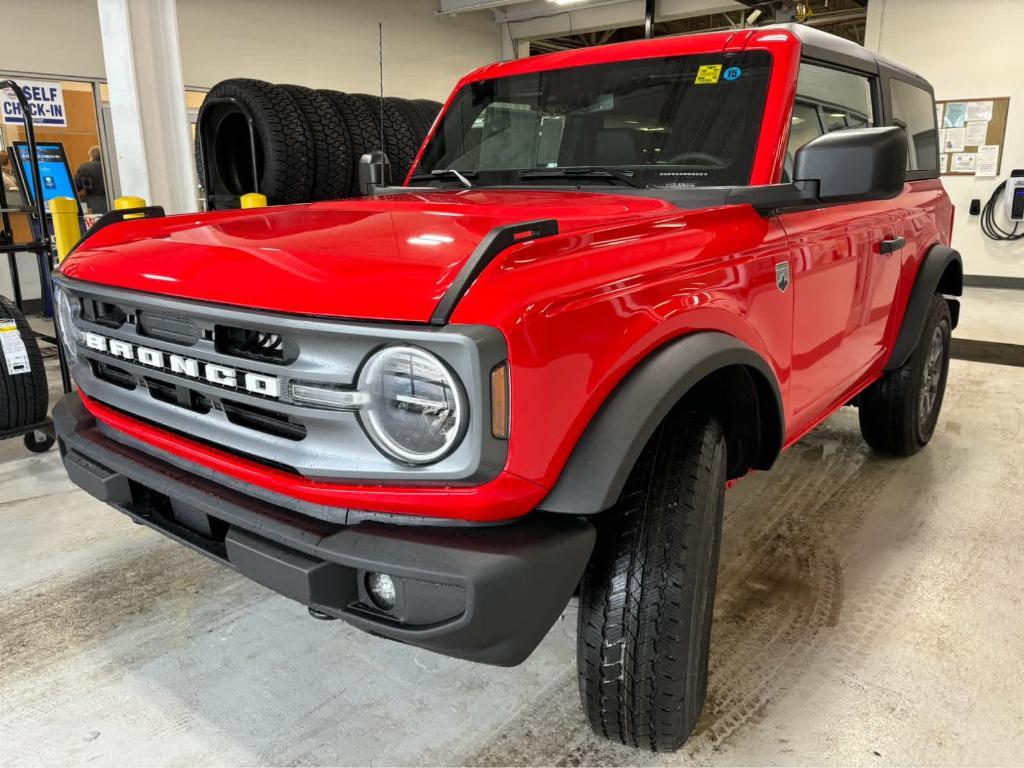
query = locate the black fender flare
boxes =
[539,331,785,515]
[886,244,963,371]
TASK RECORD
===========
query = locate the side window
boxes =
[784,62,874,180]
[889,79,939,175]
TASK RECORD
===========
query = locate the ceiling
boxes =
[436,0,869,54]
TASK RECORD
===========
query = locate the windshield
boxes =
[414,50,772,189]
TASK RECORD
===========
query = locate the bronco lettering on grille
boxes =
[82,332,280,398]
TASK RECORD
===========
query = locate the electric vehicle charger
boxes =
[981,170,1024,241]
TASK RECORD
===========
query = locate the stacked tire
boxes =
[197,78,442,206]
[0,296,50,451]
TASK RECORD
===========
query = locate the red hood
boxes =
[60,189,676,323]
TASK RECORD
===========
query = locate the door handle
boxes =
[879,236,906,254]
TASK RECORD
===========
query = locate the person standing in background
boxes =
[0,150,17,191]
[75,145,108,213]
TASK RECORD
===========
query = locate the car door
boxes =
[776,63,903,427]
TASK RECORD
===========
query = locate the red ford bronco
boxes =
[53,24,960,750]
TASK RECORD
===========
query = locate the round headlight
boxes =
[358,345,466,465]
[54,286,78,363]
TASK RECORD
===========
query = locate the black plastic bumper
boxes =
[54,393,595,666]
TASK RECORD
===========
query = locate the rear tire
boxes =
[859,294,952,455]
[577,410,726,752]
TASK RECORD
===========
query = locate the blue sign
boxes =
[723,66,742,81]
[1,80,67,127]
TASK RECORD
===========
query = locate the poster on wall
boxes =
[0,79,67,128]
[936,96,1010,177]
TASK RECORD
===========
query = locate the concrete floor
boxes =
[2,288,1023,766]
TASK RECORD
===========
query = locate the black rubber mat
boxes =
[951,338,1024,368]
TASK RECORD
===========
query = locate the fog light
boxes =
[366,572,397,610]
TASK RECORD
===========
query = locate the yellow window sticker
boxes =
[695,64,722,85]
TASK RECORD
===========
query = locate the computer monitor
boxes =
[10,141,81,216]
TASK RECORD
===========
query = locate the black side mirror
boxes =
[730,126,908,213]
[358,151,391,196]
[793,126,908,204]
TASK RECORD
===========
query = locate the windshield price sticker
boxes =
[695,64,723,85]
[0,320,31,375]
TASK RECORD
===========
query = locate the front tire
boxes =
[859,294,952,455]
[576,410,726,752]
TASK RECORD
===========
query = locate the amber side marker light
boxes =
[491,363,510,439]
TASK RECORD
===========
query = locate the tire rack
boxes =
[196,95,260,211]
[0,80,73,452]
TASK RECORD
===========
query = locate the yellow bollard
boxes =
[114,195,147,219]
[49,197,82,263]
[240,193,267,209]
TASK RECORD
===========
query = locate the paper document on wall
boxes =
[939,153,949,174]
[966,100,994,122]
[935,103,944,128]
[943,102,967,128]
[950,153,976,173]
[974,145,1000,177]
[965,121,989,147]
[943,127,966,153]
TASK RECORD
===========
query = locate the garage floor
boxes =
[2,288,1023,766]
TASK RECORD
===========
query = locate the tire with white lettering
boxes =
[277,84,353,201]
[858,294,952,455]
[202,78,313,204]
[577,409,726,751]
[0,296,48,431]
[318,91,380,196]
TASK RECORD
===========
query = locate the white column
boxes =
[96,0,196,213]
[863,0,886,52]
[500,21,530,61]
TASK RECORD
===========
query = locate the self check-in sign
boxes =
[2,80,67,128]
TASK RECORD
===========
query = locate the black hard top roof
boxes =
[764,23,932,91]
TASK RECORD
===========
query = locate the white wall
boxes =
[176,0,501,99]
[0,0,500,97]
[0,0,106,79]
[867,0,1024,280]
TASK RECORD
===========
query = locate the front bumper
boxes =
[55,393,595,666]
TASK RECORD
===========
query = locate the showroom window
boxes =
[889,78,939,174]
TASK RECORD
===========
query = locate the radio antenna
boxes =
[378,22,385,152]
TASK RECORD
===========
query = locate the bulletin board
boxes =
[936,97,1010,177]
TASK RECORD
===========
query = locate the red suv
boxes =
[53,24,960,750]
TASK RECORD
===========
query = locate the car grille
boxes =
[56,278,502,484]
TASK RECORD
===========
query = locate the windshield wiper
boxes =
[408,169,477,188]
[518,167,645,189]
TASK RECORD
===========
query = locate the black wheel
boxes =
[577,409,726,752]
[859,294,952,455]
[277,84,353,201]
[24,427,55,453]
[318,91,380,196]
[201,78,313,204]
[0,297,48,431]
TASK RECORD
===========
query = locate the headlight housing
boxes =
[54,285,81,363]
[357,345,466,465]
